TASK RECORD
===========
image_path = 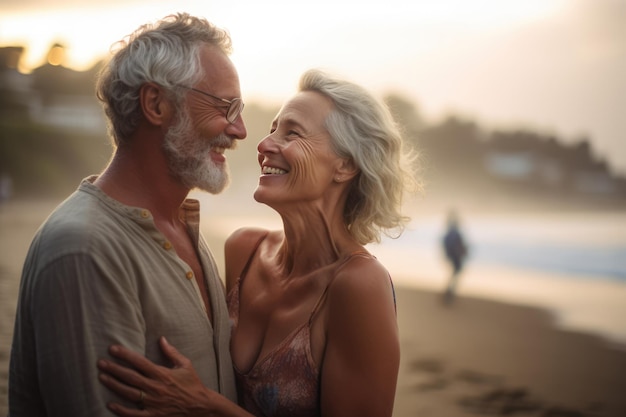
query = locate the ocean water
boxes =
[379,211,626,282]
[371,210,626,346]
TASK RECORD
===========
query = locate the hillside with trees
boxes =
[1,45,625,211]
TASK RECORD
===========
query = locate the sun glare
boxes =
[46,44,65,66]
[1,0,567,73]
[1,10,111,71]
[407,0,567,26]
[0,4,203,72]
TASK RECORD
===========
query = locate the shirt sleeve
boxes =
[30,252,145,417]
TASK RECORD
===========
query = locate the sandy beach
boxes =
[1,199,626,416]
[394,288,626,417]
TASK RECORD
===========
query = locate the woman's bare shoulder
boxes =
[330,253,394,307]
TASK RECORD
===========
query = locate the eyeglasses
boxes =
[178,85,244,124]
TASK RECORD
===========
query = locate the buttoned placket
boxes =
[134,207,207,316]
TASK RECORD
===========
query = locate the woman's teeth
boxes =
[262,166,287,175]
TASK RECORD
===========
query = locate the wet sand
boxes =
[1,199,625,416]
[394,287,626,417]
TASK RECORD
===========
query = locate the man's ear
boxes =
[139,82,173,127]
[334,158,359,183]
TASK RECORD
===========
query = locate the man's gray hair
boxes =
[96,13,232,146]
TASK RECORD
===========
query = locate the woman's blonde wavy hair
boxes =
[299,69,420,244]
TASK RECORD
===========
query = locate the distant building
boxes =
[484,151,534,180]
[573,171,618,195]
[29,94,106,132]
[484,151,565,187]
[0,45,105,134]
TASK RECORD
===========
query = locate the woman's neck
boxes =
[275,204,359,278]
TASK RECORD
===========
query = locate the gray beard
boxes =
[163,106,231,194]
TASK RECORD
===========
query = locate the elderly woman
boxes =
[98,69,419,417]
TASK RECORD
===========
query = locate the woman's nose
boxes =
[257,133,279,154]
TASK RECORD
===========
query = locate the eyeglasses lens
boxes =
[227,99,244,123]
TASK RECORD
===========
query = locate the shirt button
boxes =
[163,241,172,250]
[185,271,194,280]
[140,210,150,218]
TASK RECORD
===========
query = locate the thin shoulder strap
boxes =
[238,231,269,281]
[308,251,373,323]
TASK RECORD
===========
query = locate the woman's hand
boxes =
[97,337,216,417]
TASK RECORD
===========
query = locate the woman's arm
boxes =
[97,337,254,417]
[320,257,400,417]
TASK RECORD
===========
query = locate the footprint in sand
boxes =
[459,387,605,417]
[407,358,450,391]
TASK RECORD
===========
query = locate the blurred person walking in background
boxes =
[442,209,468,305]
[9,12,246,416]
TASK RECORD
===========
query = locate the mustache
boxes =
[210,133,237,151]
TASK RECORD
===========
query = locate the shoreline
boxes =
[370,241,626,350]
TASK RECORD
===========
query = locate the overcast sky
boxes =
[2,0,625,174]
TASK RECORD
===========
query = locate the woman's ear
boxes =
[334,158,359,183]
[139,82,173,127]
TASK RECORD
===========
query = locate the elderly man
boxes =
[9,13,246,416]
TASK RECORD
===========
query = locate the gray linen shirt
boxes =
[9,176,236,416]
